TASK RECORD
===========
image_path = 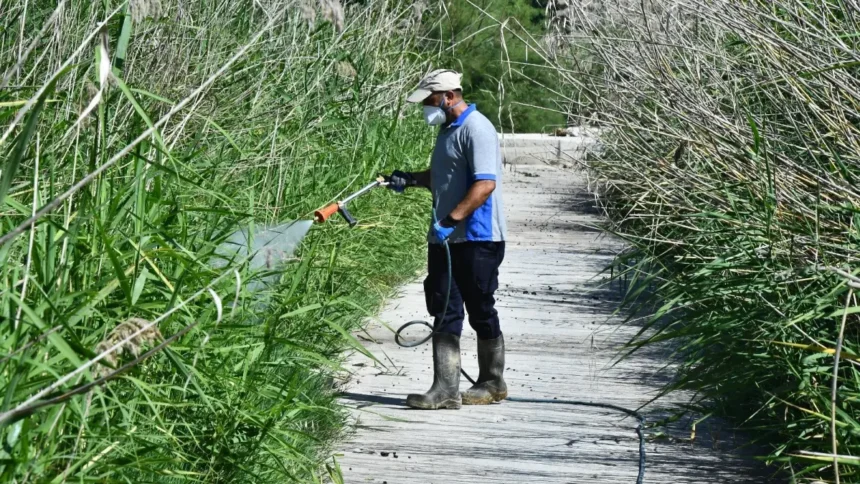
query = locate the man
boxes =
[387,69,507,410]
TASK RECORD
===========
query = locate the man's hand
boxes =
[432,221,456,242]
[386,170,415,193]
[431,215,460,242]
[385,169,431,191]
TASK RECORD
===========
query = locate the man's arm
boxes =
[443,180,495,225]
[409,169,431,189]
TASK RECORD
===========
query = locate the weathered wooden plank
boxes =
[337,162,771,483]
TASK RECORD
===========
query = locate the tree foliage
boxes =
[424,0,566,133]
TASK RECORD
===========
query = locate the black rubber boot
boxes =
[461,334,507,405]
[406,333,462,410]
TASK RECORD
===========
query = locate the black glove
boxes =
[438,214,461,228]
[386,170,415,193]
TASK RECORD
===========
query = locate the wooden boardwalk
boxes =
[336,164,769,483]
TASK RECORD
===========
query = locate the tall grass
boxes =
[525,0,860,481]
[0,0,432,481]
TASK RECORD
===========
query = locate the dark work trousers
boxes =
[424,241,505,340]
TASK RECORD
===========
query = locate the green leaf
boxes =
[8,292,82,367]
[1,94,45,207]
[162,348,215,413]
[321,314,383,367]
[6,421,22,448]
[97,220,132,305]
[114,75,164,147]
[200,115,244,156]
[113,6,133,74]
[278,303,322,320]
[131,267,149,306]
[129,87,173,105]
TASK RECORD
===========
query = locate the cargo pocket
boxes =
[471,242,503,295]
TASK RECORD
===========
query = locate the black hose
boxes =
[392,236,647,484]
[506,397,646,484]
[393,239,452,348]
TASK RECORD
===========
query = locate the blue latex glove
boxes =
[432,221,455,242]
[386,170,414,193]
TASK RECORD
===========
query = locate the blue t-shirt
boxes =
[429,104,507,244]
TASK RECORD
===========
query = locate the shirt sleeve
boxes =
[465,123,500,182]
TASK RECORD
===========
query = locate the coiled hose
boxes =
[393,238,647,484]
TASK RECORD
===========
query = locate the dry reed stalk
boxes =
[508,0,860,479]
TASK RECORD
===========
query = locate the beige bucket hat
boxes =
[406,69,463,103]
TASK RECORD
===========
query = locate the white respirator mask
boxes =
[423,97,464,126]
[423,106,447,125]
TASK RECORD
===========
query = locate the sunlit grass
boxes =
[0,0,432,481]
